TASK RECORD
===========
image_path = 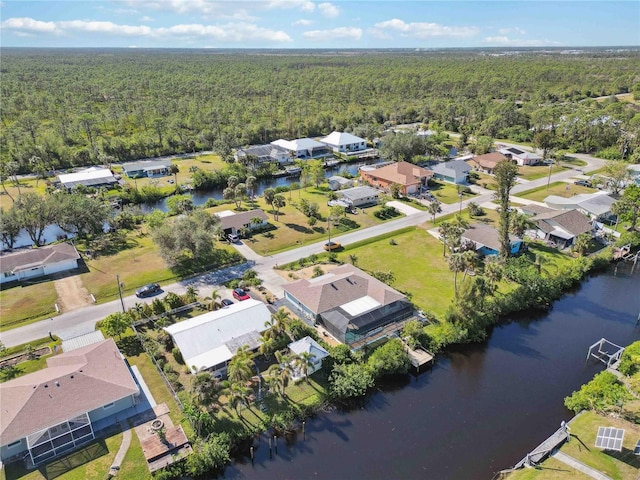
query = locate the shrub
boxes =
[564,371,630,414]
[618,341,640,376]
[329,363,374,401]
[367,338,411,378]
[172,347,184,365]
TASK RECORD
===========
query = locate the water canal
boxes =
[224,264,640,480]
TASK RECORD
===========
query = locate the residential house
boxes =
[461,223,523,256]
[518,204,555,217]
[58,167,118,190]
[121,160,173,179]
[533,209,593,249]
[271,138,329,159]
[627,164,640,185]
[337,186,379,208]
[0,339,140,466]
[319,131,367,154]
[283,264,414,349]
[288,336,329,381]
[468,152,509,174]
[544,192,616,221]
[164,299,272,375]
[360,161,433,195]
[498,147,542,166]
[327,176,353,191]
[235,144,291,166]
[431,160,471,184]
[214,209,268,237]
[1,243,81,285]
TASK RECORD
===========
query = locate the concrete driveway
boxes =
[386,200,423,216]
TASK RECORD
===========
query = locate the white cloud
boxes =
[372,18,479,39]
[265,0,315,12]
[498,27,526,35]
[1,17,292,43]
[140,16,155,22]
[293,19,313,26]
[317,2,340,18]
[122,0,254,19]
[483,36,561,46]
[303,26,361,41]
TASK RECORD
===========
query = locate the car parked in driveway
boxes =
[135,283,161,298]
[221,298,234,307]
[232,288,250,301]
[574,179,591,187]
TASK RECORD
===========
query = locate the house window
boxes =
[103,402,115,409]
[7,440,22,449]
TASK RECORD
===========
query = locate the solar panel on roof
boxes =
[634,438,640,456]
[594,426,625,452]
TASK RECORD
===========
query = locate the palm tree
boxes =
[511,213,535,238]
[227,345,255,384]
[273,194,286,221]
[185,285,199,304]
[293,352,316,383]
[204,289,221,311]
[225,381,252,416]
[460,249,480,284]
[483,257,504,286]
[272,308,293,339]
[348,254,358,266]
[573,233,591,257]
[246,176,257,204]
[169,163,180,190]
[448,252,466,296]
[266,364,286,398]
[427,200,442,224]
[190,371,221,409]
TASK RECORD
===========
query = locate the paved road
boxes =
[0,150,606,348]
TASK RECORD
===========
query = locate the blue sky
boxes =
[1,1,638,49]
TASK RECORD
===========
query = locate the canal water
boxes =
[224,265,640,480]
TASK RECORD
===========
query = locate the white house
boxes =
[214,209,268,236]
[327,176,353,191]
[288,336,329,381]
[498,147,542,166]
[164,299,271,375]
[319,131,367,154]
[58,167,118,190]
[235,144,291,165]
[431,160,471,184]
[270,138,329,159]
[544,192,616,221]
[1,243,81,285]
[121,160,173,178]
[338,186,379,208]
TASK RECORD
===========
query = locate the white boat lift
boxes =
[586,338,625,369]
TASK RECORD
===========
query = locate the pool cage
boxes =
[26,413,95,466]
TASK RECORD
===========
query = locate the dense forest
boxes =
[1,48,640,174]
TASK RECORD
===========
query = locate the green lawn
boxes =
[561,156,588,167]
[117,428,152,480]
[0,178,47,210]
[429,180,477,204]
[518,163,568,181]
[0,282,58,331]
[517,182,596,203]
[505,457,591,479]
[471,172,498,190]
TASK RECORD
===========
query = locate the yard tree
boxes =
[612,184,640,230]
[427,200,442,223]
[273,194,286,221]
[511,213,535,238]
[532,130,556,161]
[293,352,316,383]
[263,188,276,215]
[573,233,592,256]
[55,193,111,239]
[246,175,257,202]
[483,257,504,286]
[225,381,252,416]
[227,345,254,384]
[0,207,21,249]
[309,160,325,188]
[329,362,374,401]
[603,160,630,195]
[389,182,402,199]
[13,192,56,246]
[102,312,131,340]
[367,338,410,378]
[439,221,464,257]
[169,163,179,188]
[447,252,466,296]
[493,159,519,260]
[233,183,246,209]
[190,371,221,409]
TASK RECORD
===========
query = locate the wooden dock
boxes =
[514,425,570,468]
[406,346,434,368]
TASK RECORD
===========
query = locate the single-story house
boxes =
[533,209,593,249]
[467,152,509,174]
[283,264,414,349]
[164,299,271,375]
[461,223,523,256]
[338,186,379,208]
[288,336,329,381]
[1,242,80,285]
[518,204,556,217]
[271,138,329,159]
[327,176,353,191]
[431,160,471,184]
[498,147,542,166]
[360,161,434,195]
[0,339,139,466]
[235,144,291,165]
[214,209,268,236]
[544,192,616,221]
[319,131,367,154]
[58,167,118,190]
[121,160,173,178]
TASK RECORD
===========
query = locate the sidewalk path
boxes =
[109,422,132,476]
[551,451,613,480]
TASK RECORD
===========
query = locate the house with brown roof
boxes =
[461,223,523,256]
[467,152,509,174]
[0,242,81,285]
[533,209,593,249]
[360,161,433,195]
[0,339,140,466]
[283,264,414,349]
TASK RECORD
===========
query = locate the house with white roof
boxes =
[319,131,367,154]
[58,167,118,190]
[337,186,379,208]
[283,264,413,349]
[288,336,329,381]
[235,144,291,165]
[498,146,542,166]
[431,159,471,184]
[327,176,353,191]
[544,191,616,221]
[270,138,329,159]
[121,159,173,178]
[164,299,271,375]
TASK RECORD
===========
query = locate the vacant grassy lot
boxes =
[0,178,47,210]
[518,163,567,181]
[517,181,596,203]
[429,180,477,204]
[0,282,58,330]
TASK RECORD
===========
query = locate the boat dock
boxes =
[406,345,434,368]
[514,423,571,468]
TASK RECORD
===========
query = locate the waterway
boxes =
[224,264,640,480]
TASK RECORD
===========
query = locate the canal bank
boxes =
[224,263,639,480]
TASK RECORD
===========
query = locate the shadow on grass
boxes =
[606,446,640,469]
[117,335,144,357]
[284,223,313,234]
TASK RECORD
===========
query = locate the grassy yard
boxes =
[117,426,152,480]
[0,282,58,331]
[517,181,597,203]
[508,411,640,480]
[561,156,588,167]
[471,172,498,190]
[518,163,567,181]
[505,456,592,479]
[0,178,47,210]
[429,180,477,204]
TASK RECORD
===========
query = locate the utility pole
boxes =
[546,160,553,190]
[116,274,125,313]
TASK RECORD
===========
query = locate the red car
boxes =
[233,288,250,301]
